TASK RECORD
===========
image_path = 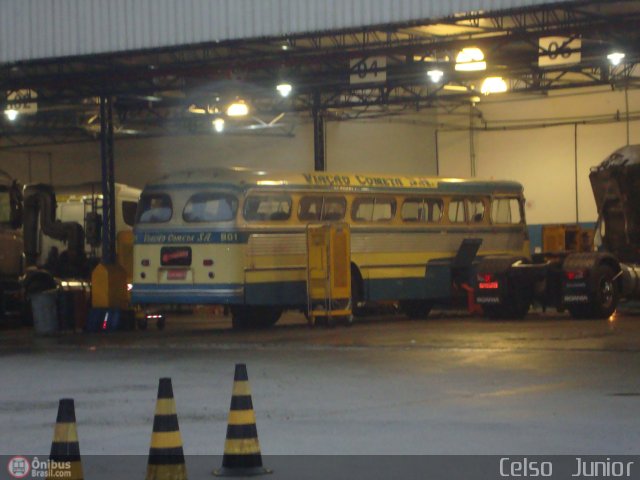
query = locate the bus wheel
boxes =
[252,307,282,328]
[401,300,432,319]
[230,306,251,330]
[231,306,282,329]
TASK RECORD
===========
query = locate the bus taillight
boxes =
[203,259,214,266]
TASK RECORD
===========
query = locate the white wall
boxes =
[2,86,638,228]
[0,113,437,189]
[437,87,640,225]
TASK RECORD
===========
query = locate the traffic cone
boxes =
[146,378,187,480]
[48,398,83,480]
[214,364,271,476]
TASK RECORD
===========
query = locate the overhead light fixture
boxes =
[607,51,625,66]
[212,118,225,133]
[226,100,249,117]
[455,47,486,72]
[427,69,444,83]
[4,109,18,121]
[443,85,469,92]
[470,96,481,104]
[480,76,508,95]
[276,83,293,97]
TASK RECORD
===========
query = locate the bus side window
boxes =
[122,201,138,227]
[491,197,522,224]
[428,199,443,223]
[448,198,465,223]
[352,197,395,222]
[298,196,322,221]
[468,199,485,223]
[402,198,443,223]
[244,194,292,221]
[321,197,346,221]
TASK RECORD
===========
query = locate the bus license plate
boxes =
[167,269,188,280]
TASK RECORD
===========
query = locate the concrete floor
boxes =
[1,307,639,460]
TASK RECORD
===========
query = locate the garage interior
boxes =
[1,0,640,469]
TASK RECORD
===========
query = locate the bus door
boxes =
[306,223,352,326]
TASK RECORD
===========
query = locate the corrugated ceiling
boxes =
[0,0,568,63]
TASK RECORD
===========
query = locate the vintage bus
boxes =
[131,168,529,328]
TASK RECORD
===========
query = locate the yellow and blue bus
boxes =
[131,168,529,327]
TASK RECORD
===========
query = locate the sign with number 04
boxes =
[349,56,387,85]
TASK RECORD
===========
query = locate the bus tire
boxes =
[401,300,432,319]
[230,306,251,330]
[253,307,282,328]
[350,267,365,317]
[231,306,282,329]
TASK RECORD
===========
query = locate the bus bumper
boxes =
[131,284,244,305]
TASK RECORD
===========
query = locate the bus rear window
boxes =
[243,194,292,221]
[352,197,396,222]
[137,194,172,223]
[183,193,238,222]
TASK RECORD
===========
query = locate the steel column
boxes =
[99,95,116,265]
[312,91,326,172]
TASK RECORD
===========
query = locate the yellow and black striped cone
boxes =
[214,364,271,477]
[48,398,83,480]
[146,378,187,480]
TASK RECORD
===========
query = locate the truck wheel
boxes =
[585,265,618,319]
[401,300,432,319]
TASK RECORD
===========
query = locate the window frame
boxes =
[136,193,173,224]
[242,193,293,222]
[297,195,347,222]
[351,196,397,223]
[182,192,239,223]
[401,197,444,224]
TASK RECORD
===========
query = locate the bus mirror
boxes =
[85,211,102,247]
[9,180,23,229]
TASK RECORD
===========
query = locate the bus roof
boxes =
[146,168,523,195]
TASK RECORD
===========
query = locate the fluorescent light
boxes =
[4,109,18,121]
[480,76,508,95]
[226,101,249,117]
[276,83,292,97]
[455,47,486,72]
[212,118,225,133]
[607,52,625,66]
[427,69,444,83]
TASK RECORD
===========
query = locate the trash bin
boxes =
[30,289,59,335]
[58,281,90,331]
